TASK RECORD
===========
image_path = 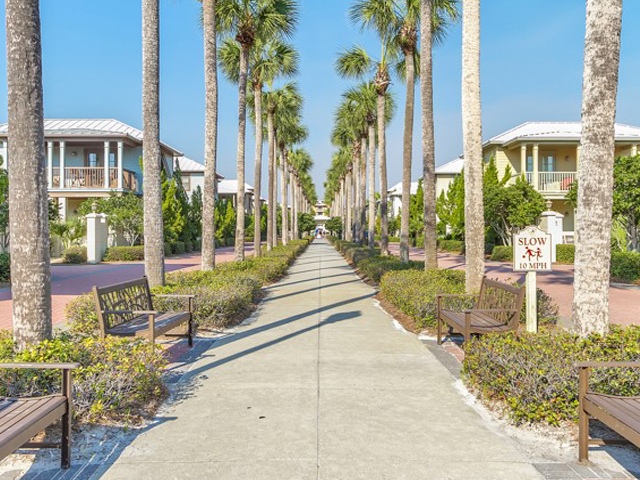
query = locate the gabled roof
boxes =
[0,119,183,156]
[435,156,464,175]
[218,179,254,195]
[485,121,640,147]
[175,157,224,179]
[388,181,419,196]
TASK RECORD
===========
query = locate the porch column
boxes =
[104,141,110,188]
[520,144,527,177]
[117,140,124,190]
[632,144,638,157]
[532,144,539,190]
[59,141,66,188]
[47,141,53,188]
[576,145,581,170]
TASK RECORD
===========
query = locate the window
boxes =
[87,152,100,167]
[109,152,116,168]
[181,174,191,192]
[540,153,555,172]
[526,155,534,172]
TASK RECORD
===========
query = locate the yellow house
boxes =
[436,122,640,240]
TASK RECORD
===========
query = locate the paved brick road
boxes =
[0,245,256,331]
[388,244,640,327]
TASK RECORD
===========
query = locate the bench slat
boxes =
[108,312,190,336]
[586,394,640,434]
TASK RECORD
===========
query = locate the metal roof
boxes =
[387,181,419,196]
[0,119,183,156]
[218,179,254,195]
[435,156,464,175]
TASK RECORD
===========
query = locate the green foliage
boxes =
[357,255,422,283]
[610,251,640,283]
[0,253,9,282]
[50,218,86,250]
[162,173,186,243]
[105,246,145,262]
[437,239,464,253]
[436,174,465,240]
[172,241,186,255]
[216,200,236,242]
[380,269,466,328]
[556,244,575,264]
[63,246,87,264]
[491,246,512,262]
[298,212,315,236]
[326,216,343,236]
[520,286,559,327]
[463,326,640,425]
[409,180,424,246]
[0,331,166,423]
[78,193,143,246]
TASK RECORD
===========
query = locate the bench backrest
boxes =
[92,277,153,335]
[476,277,525,327]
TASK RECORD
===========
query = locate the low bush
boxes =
[104,246,144,262]
[63,246,87,264]
[520,286,559,327]
[164,242,172,257]
[610,251,640,283]
[357,255,422,283]
[194,239,202,251]
[437,239,465,253]
[172,241,186,255]
[463,326,640,425]
[185,241,194,253]
[491,246,512,262]
[0,253,9,282]
[0,331,166,423]
[380,269,466,328]
[556,244,575,264]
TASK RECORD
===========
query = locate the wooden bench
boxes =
[0,362,78,469]
[436,277,525,344]
[577,361,640,463]
[92,276,195,346]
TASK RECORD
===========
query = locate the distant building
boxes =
[218,180,256,214]
[387,181,419,218]
[174,156,223,198]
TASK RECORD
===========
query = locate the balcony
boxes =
[52,167,137,191]
[525,172,576,193]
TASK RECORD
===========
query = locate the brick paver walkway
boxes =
[0,245,256,331]
[388,244,640,327]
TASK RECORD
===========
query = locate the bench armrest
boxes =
[463,308,518,314]
[575,361,640,369]
[0,362,80,370]
[436,294,478,299]
[153,294,196,299]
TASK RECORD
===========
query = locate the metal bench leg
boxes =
[464,312,471,345]
[188,315,194,348]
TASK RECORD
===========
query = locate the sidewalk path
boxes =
[95,239,542,479]
[0,245,256,331]
[388,244,640,327]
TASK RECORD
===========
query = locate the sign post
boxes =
[513,226,552,333]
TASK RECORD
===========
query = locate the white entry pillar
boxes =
[532,144,539,190]
[86,210,109,264]
[104,141,110,188]
[520,144,527,176]
[632,144,638,157]
[117,140,124,190]
[59,141,66,188]
[538,200,564,263]
[47,141,54,188]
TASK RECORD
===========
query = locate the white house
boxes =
[218,180,256,214]
[0,119,183,220]
[174,156,224,199]
[387,181,419,218]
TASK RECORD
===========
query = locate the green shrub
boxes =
[0,331,166,423]
[185,241,194,253]
[463,326,640,425]
[380,269,466,328]
[519,286,559,327]
[104,246,145,262]
[485,243,495,256]
[437,239,465,253]
[172,241,186,255]
[357,255,422,283]
[194,239,202,251]
[164,242,172,257]
[611,251,640,283]
[63,246,87,264]
[0,253,9,282]
[491,246,513,262]
[556,244,575,264]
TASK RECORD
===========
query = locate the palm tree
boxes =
[6,0,52,349]
[201,0,218,271]
[572,0,623,336]
[142,0,165,286]
[461,0,483,293]
[221,38,299,256]
[289,148,313,239]
[217,0,298,261]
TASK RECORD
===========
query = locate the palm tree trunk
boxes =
[353,151,361,244]
[6,0,52,349]
[340,178,346,239]
[253,82,263,257]
[272,135,278,247]
[201,0,218,270]
[290,171,297,239]
[266,109,275,251]
[280,148,289,246]
[234,43,249,262]
[377,93,389,254]
[360,136,367,245]
[142,0,165,287]
[400,49,416,264]
[367,123,376,249]
[462,0,484,293]
[572,0,623,336]
[421,0,438,270]
[345,171,352,241]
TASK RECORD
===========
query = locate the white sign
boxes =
[513,226,552,272]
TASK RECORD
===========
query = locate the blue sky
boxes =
[0,1,639,199]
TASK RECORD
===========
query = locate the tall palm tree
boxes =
[6,0,52,349]
[221,38,299,256]
[461,0,483,293]
[290,148,313,239]
[142,0,165,286]
[572,0,623,336]
[217,0,298,261]
[201,0,218,271]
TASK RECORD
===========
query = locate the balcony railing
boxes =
[525,171,576,192]
[52,167,137,191]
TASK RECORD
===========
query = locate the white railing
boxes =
[52,167,136,190]
[525,172,576,192]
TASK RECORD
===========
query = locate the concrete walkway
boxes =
[96,239,542,479]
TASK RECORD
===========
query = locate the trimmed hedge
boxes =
[463,326,640,425]
[63,246,87,264]
[556,244,575,264]
[490,246,512,262]
[611,251,640,283]
[105,246,145,262]
[172,241,186,255]
[357,255,422,283]
[437,239,465,253]
[380,269,467,328]
[0,253,9,282]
